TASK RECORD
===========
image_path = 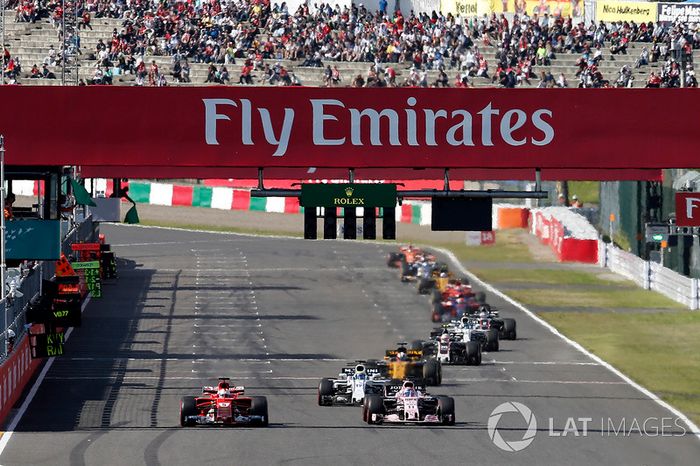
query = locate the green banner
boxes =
[71,261,100,270]
[301,184,396,208]
[6,220,61,260]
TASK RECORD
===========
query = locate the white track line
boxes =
[0,296,91,456]
[433,246,700,441]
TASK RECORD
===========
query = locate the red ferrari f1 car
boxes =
[179,377,269,427]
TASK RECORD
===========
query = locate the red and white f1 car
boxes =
[179,377,269,427]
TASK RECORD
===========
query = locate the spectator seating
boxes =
[2,8,698,88]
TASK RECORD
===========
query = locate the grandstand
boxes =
[2,1,698,88]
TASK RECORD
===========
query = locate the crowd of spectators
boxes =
[2,0,699,87]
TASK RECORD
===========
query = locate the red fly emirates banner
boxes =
[0,87,697,169]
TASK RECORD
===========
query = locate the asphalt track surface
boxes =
[2,225,699,466]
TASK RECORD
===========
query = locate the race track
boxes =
[1,224,699,465]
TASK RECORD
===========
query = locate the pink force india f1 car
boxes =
[363,380,455,425]
[180,377,268,427]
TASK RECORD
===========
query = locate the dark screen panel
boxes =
[431,197,493,231]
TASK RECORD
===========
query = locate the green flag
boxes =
[70,179,97,207]
[124,205,140,224]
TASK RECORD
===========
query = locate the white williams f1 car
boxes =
[318,362,387,406]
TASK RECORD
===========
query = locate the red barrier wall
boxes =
[0,337,43,424]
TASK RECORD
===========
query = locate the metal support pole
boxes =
[61,0,66,85]
[1,1,5,85]
[443,169,450,191]
[535,168,541,208]
[1,135,5,301]
[348,169,355,183]
[257,168,265,190]
[1,135,6,356]
[252,188,549,199]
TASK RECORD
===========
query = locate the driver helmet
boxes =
[217,380,230,396]
[355,364,367,379]
[479,311,488,319]
[401,380,416,397]
[440,333,450,344]
[396,347,408,360]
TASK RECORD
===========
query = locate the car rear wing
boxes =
[385,349,423,358]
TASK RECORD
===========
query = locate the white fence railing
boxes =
[599,241,700,310]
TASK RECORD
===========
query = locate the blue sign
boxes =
[6,220,61,260]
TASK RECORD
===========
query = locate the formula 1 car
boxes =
[420,332,482,365]
[380,344,442,386]
[317,362,388,406]
[430,280,486,322]
[466,304,517,341]
[363,380,455,425]
[429,316,500,352]
[179,377,268,427]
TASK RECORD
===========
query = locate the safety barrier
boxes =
[599,242,700,310]
[530,207,599,263]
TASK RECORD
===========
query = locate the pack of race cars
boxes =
[179,245,516,428]
[315,246,520,426]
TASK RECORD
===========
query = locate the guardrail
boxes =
[0,215,97,360]
[599,241,699,310]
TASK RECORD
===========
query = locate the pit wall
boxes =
[0,338,42,423]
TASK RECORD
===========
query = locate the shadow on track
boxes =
[14,258,157,433]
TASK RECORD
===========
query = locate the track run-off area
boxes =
[1,224,699,465]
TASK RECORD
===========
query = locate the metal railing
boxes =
[599,241,699,310]
[0,215,97,359]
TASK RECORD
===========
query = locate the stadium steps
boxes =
[4,11,698,88]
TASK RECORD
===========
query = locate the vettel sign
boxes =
[675,193,700,227]
[0,87,698,169]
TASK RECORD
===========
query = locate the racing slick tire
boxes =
[437,396,456,426]
[365,395,385,425]
[180,396,197,427]
[485,329,499,352]
[417,278,433,294]
[465,341,482,366]
[387,253,404,268]
[423,359,441,386]
[502,318,517,340]
[318,378,335,406]
[250,396,269,427]
[475,291,487,304]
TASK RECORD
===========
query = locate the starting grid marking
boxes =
[38,375,625,385]
[58,357,345,362]
[42,375,318,381]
